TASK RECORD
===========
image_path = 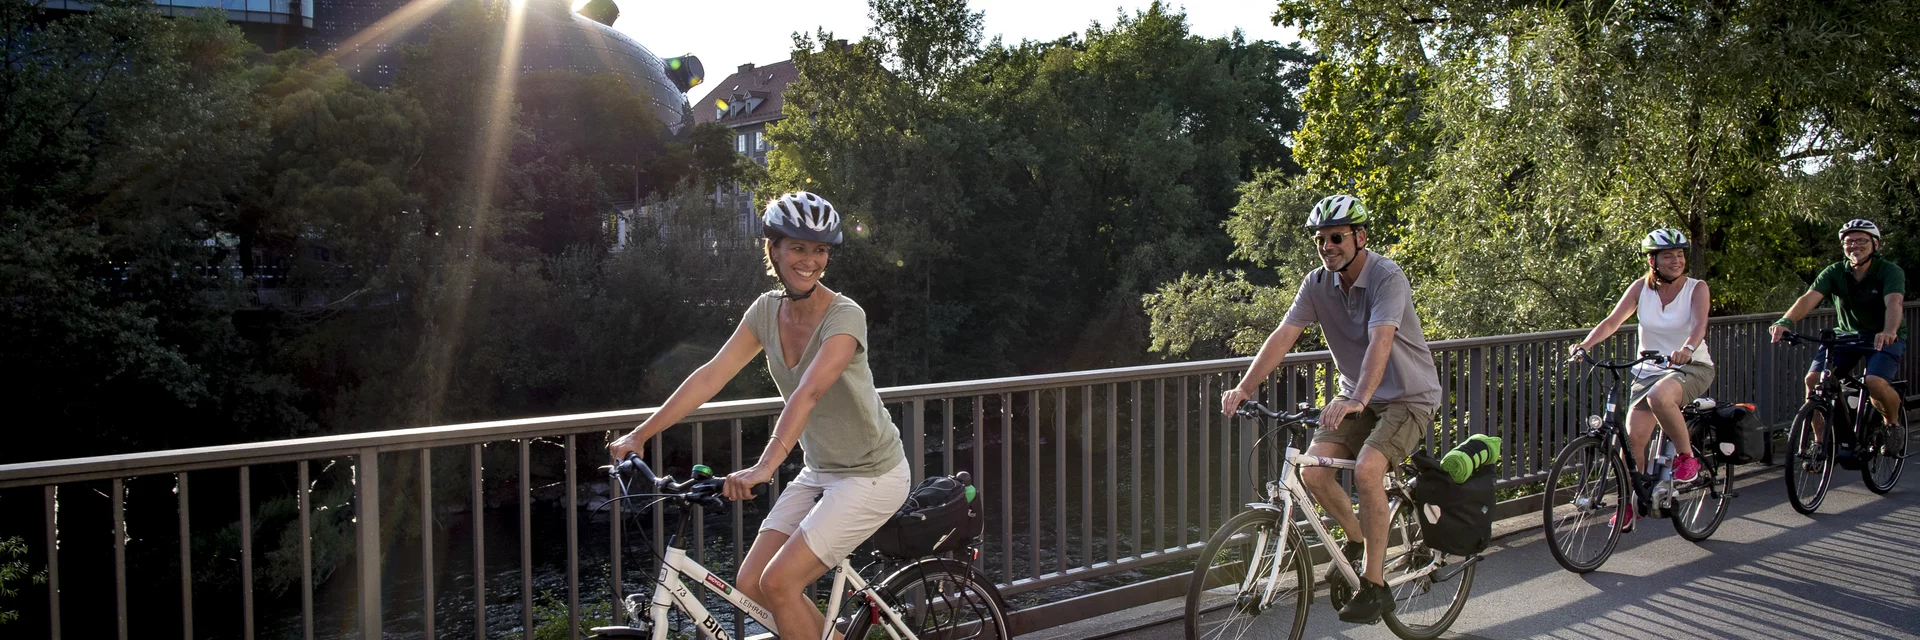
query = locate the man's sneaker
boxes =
[1609,502,1636,533]
[1673,453,1701,482]
[1336,578,1395,624]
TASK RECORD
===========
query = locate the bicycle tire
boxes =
[1670,446,1734,541]
[842,557,1010,640]
[1860,404,1907,494]
[1786,403,1837,514]
[1185,508,1310,640]
[1380,491,1475,640]
[1542,435,1628,573]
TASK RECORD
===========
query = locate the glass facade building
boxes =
[42,0,312,27]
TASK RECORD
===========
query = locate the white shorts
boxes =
[759,461,910,567]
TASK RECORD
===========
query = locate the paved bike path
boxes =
[1077,464,1920,639]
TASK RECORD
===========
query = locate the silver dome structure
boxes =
[517,0,695,129]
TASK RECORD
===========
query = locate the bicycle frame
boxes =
[630,548,914,640]
[1807,342,1876,440]
[1578,355,1714,513]
[1245,446,1438,608]
[598,456,927,640]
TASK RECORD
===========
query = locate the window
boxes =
[754,132,763,151]
[737,134,746,153]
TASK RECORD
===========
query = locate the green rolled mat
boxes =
[1440,434,1502,484]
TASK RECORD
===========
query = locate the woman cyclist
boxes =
[607,191,910,640]
[1566,229,1715,531]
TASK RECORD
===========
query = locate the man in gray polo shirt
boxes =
[1219,194,1442,625]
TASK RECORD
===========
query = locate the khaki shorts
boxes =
[1310,397,1435,463]
[1628,361,1716,410]
[759,461,910,567]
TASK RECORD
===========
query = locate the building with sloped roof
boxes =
[691,59,798,240]
[693,59,798,165]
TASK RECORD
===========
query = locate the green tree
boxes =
[1148,0,1920,355]
[769,0,1312,382]
[0,1,310,458]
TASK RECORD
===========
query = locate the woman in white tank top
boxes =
[1566,229,1716,530]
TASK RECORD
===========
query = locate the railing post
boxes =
[908,399,926,486]
[1469,346,1487,434]
[358,448,381,639]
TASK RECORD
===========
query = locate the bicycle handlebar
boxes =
[1779,330,1874,349]
[604,453,760,510]
[1569,347,1669,370]
[1234,400,1320,426]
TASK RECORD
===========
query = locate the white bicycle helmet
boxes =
[1304,194,1370,229]
[763,191,843,244]
[1838,219,1881,241]
[1642,228,1690,253]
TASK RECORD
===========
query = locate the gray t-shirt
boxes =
[1281,251,1442,408]
[743,291,906,476]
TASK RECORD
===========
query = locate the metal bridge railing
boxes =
[1,305,1912,639]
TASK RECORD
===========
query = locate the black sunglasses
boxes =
[1313,232,1354,247]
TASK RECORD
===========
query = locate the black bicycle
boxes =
[1542,349,1735,574]
[1779,331,1910,514]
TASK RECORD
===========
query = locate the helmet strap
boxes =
[771,257,820,300]
[1333,237,1366,278]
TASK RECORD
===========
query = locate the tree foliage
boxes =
[1149,0,1920,354]
[769,0,1313,382]
[1,1,761,463]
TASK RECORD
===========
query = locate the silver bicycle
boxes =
[1185,402,1478,640]
[587,454,1010,640]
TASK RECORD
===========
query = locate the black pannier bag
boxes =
[871,475,982,559]
[1712,403,1768,465]
[1409,452,1496,557]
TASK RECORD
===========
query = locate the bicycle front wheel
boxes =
[1860,404,1907,494]
[1185,508,1310,640]
[844,558,1010,640]
[1380,492,1474,640]
[1670,448,1734,541]
[1542,435,1628,573]
[1786,403,1837,514]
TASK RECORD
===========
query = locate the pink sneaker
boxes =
[1609,502,1636,533]
[1673,453,1701,482]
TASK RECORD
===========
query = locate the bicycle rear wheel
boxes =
[1860,404,1907,494]
[843,558,1010,640]
[1380,492,1474,640]
[1542,435,1628,573]
[1670,448,1734,541]
[1185,508,1310,640]
[1786,403,1837,514]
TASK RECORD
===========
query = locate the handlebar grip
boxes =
[955,470,972,485]
[618,452,660,489]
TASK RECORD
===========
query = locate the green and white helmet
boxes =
[1838,219,1881,241]
[1642,228,1689,253]
[1305,194,1370,229]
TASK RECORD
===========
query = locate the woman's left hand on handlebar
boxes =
[1668,348,1692,366]
[723,464,774,501]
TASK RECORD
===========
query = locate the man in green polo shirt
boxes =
[1770,219,1907,462]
